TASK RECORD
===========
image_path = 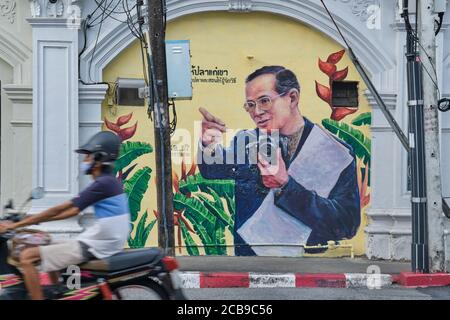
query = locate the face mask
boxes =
[80,161,94,175]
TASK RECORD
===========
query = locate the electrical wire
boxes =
[320,0,352,49]
[169,98,177,135]
[435,12,444,36]
[89,0,124,27]
[401,3,441,101]
[406,22,442,101]
[88,4,106,83]
[93,0,129,25]
[123,0,144,40]
[78,8,112,91]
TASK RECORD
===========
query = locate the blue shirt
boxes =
[71,173,131,259]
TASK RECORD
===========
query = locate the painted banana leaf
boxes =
[180,219,200,256]
[173,192,219,255]
[114,141,153,174]
[174,192,217,226]
[196,193,234,229]
[224,194,236,219]
[124,166,152,222]
[322,119,371,165]
[179,173,235,198]
[214,220,227,255]
[128,211,157,248]
[351,112,372,126]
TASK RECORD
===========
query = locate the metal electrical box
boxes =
[115,40,192,106]
[166,40,192,100]
[116,78,146,106]
[332,81,359,108]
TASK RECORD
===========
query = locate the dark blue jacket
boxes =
[198,118,361,256]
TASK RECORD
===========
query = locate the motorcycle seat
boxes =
[79,248,163,272]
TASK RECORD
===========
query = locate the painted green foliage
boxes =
[105,113,156,248]
[168,161,236,256]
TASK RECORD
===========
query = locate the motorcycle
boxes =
[0,188,186,300]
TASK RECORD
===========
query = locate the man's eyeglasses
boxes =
[243,92,287,113]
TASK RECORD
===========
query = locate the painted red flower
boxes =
[104,112,137,142]
[316,50,357,121]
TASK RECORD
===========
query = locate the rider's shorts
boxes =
[39,240,89,273]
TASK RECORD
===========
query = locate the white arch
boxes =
[0,25,32,84]
[80,0,395,83]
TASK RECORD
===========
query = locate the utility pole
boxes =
[147,0,175,256]
[418,0,446,272]
[402,0,429,273]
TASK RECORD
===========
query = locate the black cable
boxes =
[169,98,177,135]
[90,0,107,18]
[415,0,418,45]
[78,18,89,75]
[435,12,444,36]
[420,62,441,98]
[95,0,134,14]
[88,0,114,26]
[320,0,352,49]
[123,0,144,40]
[408,29,441,99]
[88,4,106,83]
[89,0,123,27]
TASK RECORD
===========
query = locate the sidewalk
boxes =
[176,256,450,289]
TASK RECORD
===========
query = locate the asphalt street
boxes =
[183,286,450,300]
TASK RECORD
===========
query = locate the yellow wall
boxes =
[103,11,371,257]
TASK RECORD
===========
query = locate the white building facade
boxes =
[1,0,450,260]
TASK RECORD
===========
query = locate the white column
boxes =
[2,85,33,209]
[77,84,108,230]
[78,84,108,188]
[365,18,412,261]
[27,2,83,238]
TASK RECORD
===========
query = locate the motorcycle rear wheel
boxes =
[111,278,169,300]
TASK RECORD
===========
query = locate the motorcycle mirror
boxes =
[30,187,44,200]
[4,199,13,209]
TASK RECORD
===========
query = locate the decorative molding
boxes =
[46,0,64,18]
[29,0,81,22]
[334,0,380,22]
[364,90,397,109]
[228,0,252,12]
[78,84,108,103]
[0,0,16,24]
[391,22,450,32]
[9,121,32,127]
[2,85,33,103]
[27,17,76,28]
[81,0,395,83]
[0,25,32,83]
[365,207,450,260]
[79,121,104,127]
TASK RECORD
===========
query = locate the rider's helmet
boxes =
[75,131,121,174]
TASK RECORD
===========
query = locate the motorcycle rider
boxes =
[0,131,131,300]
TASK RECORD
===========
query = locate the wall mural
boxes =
[102,11,372,257]
[104,113,155,248]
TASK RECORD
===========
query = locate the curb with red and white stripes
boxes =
[179,272,394,289]
[180,271,450,289]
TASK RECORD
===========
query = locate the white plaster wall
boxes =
[0,60,14,210]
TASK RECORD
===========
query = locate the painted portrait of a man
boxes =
[197,66,361,256]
